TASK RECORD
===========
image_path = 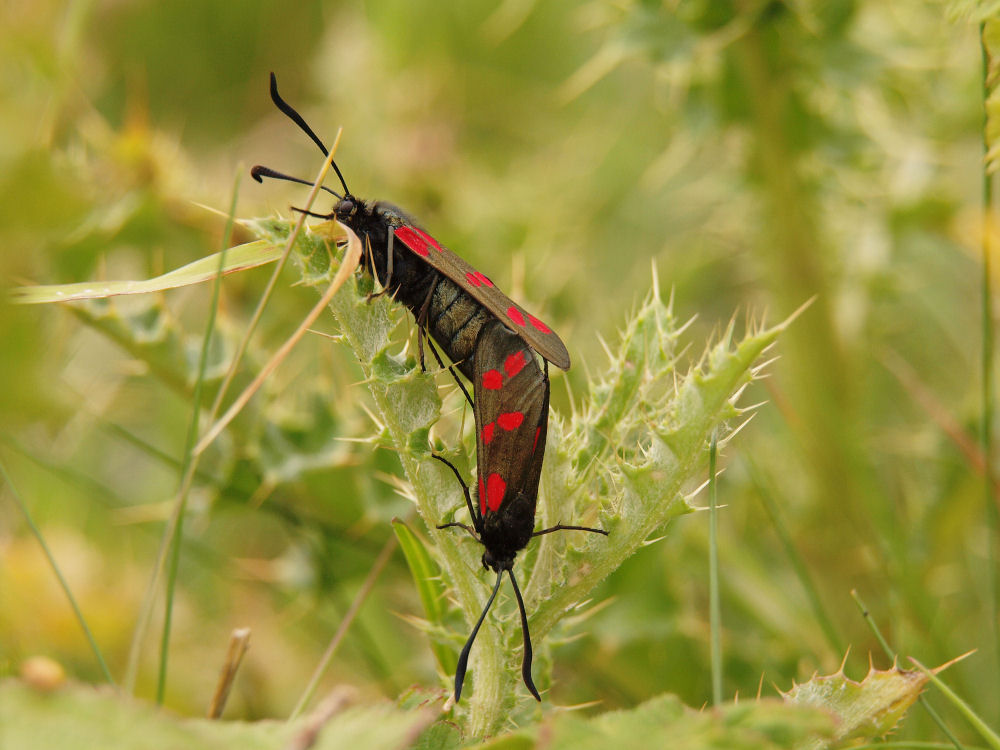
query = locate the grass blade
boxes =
[0,460,116,687]
[155,172,241,704]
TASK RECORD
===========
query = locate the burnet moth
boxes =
[435,319,607,702]
[251,74,570,408]
[251,74,607,701]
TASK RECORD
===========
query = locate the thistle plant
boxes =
[246,217,796,737]
[10,215,965,747]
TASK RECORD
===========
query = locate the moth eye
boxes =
[336,198,355,218]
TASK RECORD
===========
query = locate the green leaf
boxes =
[782,664,928,748]
[11,240,283,304]
[0,679,435,750]
[393,518,457,676]
[66,297,237,395]
[523,302,803,650]
[466,694,834,750]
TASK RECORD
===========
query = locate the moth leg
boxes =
[412,273,474,407]
[385,228,394,287]
[424,335,474,409]
[367,234,391,300]
[415,273,441,371]
[432,454,479,528]
[435,522,481,542]
[531,524,609,538]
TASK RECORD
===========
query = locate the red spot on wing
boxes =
[466,271,482,287]
[532,426,542,452]
[482,369,503,390]
[414,227,443,252]
[476,272,494,288]
[497,412,525,431]
[503,351,526,378]
[507,306,526,327]
[394,226,429,257]
[486,473,506,512]
[478,475,486,515]
[482,422,496,445]
[527,314,551,334]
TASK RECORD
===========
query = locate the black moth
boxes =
[251,74,607,702]
[251,73,570,408]
[435,319,607,702]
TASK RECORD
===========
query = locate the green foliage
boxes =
[10,241,283,304]
[1,1,997,747]
[392,519,456,676]
[246,217,805,735]
[783,665,928,749]
[461,694,835,750]
[0,677,843,749]
[0,680,435,750]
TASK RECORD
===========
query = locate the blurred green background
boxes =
[0,0,995,741]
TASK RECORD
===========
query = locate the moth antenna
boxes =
[290,206,332,220]
[250,165,343,200]
[508,569,541,701]
[268,72,352,197]
[454,569,504,702]
[268,72,328,155]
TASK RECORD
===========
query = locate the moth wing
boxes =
[472,320,550,522]
[393,225,570,370]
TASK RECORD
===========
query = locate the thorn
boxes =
[596,332,614,364]
[732,398,768,413]
[784,295,816,328]
[640,534,667,547]
[358,401,385,430]
[730,382,750,403]
[580,351,594,390]
[563,375,578,422]
[684,476,712,500]
[839,647,852,673]
[751,355,782,377]
[718,416,755,445]
[333,435,379,446]
[920,649,976,674]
